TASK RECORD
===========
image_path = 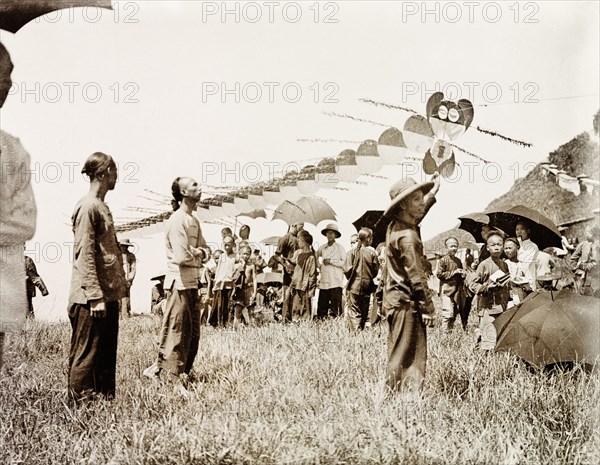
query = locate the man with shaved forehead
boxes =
[145,177,208,392]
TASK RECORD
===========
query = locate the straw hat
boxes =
[321,223,341,238]
[119,238,134,248]
[383,178,434,218]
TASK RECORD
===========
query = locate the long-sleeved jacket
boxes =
[316,241,346,289]
[164,208,208,290]
[570,240,598,273]
[25,255,49,298]
[468,256,510,315]
[344,244,379,295]
[436,254,464,301]
[290,249,317,293]
[122,250,136,285]
[380,188,437,316]
[569,239,599,291]
[0,131,37,245]
[69,195,127,304]
[213,253,238,290]
[383,219,434,316]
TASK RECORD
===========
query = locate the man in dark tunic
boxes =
[68,152,127,401]
[381,174,439,395]
[436,237,466,332]
[344,227,379,332]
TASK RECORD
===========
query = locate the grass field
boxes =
[1,313,598,465]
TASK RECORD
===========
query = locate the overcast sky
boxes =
[1,1,598,319]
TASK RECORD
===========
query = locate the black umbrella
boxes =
[0,0,112,33]
[494,290,600,368]
[353,210,386,247]
[486,205,561,250]
[457,212,490,243]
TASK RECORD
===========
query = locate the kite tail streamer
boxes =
[450,145,491,164]
[322,112,391,128]
[361,173,388,179]
[359,98,419,115]
[476,126,532,147]
[297,138,363,144]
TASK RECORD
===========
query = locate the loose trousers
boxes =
[26,294,35,319]
[386,300,427,394]
[346,292,371,332]
[68,301,119,400]
[291,289,312,322]
[120,285,131,319]
[316,287,343,319]
[157,287,199,378]
[281,285,293,323]
[211,288,232,327]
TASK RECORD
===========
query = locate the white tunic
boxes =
[1,130,37,331]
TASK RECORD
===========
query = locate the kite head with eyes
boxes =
[426,91,474,141]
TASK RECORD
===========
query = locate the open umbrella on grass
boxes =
[494,290,600,368]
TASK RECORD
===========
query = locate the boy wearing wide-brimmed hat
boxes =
[316,223,346,320]
[381,174,439,395]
